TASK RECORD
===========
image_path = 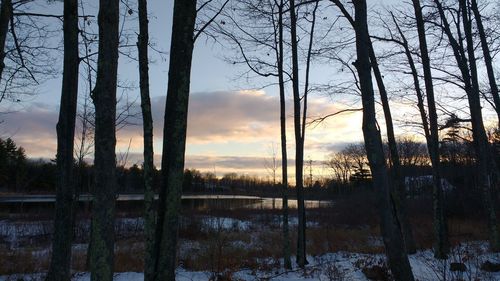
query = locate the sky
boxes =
[0,0,498,180]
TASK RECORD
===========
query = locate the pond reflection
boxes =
[181,196,333,210]
[0,194,333,212]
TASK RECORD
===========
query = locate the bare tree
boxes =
[410,0,450,259]
[89,0,120,280]
[376,12,432,144]
[136,0,156,280]
[367,17,417,256]
[264,143,279,186]
[289,0,320,267]
[433,0,500,252]
[0,0,11,83]
[0,0,58,110]
[150,1,231,278]
[277,0,291,268]
[211,0,292,268]
[397,137,429,167]
[327,150,352,184]
[289,0,304,266]
[45,0,79,280]
[152,1,197,280]
[332,0,415,279]
[470,0,500,126]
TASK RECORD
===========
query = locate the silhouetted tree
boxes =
[89,0,120,280]
[152,1,197,280]
[433,0,500,252]
[0,0,11,83]
[470,0,500,127]
[136,0,156,280]
[332,0,415,279]
[45,0,79,280]
[411,0,449,258]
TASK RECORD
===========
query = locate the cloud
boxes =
[152,90,363,146]
[146,90,280,144]
[121,152,288,176]
[0,89,365,172]
[1,103,59,158]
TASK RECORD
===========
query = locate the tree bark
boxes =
[434,0,500,252]
[470,0,500,126]
[277,0,291,270]
[412,0,449,259]
[89,0,120,280]
[45,0,79,280]
[390,14,431,143]
[137,0,156,280]
[288,0,307,268]
[0,0,11,83]
[368,41,417,254]
[458,0,500,251]
[352,1,415,279]
[152,0,197,280]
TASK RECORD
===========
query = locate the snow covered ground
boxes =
[2,242,500,281]
[2,215,500,280]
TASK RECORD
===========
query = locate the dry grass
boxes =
[307,226,383,255]
[0,193,496,275]
[0,245,49,275]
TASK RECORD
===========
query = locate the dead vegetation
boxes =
[0,192,496,275]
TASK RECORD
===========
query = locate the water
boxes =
[0,194,333,211]
[181,196,332,210]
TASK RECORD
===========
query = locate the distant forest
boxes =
[3,122,499,198]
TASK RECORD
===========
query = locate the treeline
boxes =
[4,127,499,199]
[328,125,500,195]
[0,137,286,194]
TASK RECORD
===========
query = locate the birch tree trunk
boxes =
[45,0,79,280]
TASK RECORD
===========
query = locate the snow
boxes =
[2,242,500,281]
[2,218,499,280]
[198,216,251,231]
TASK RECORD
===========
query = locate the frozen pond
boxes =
[0,194,333,211]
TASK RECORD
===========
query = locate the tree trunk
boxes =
[89,0,120,280]
[288,0,307,268]
[434,0,500,252]
[277,0,291,270]
[412,0,449,259]
[390,14,431,142]
[458,0,500,252]
[470,0,500,126]
[368,42,417,254]
[137,0,156,280]
[45,0,79,280]
[153,1,197,280]
[352,1,415,279]
[0,0,10,83]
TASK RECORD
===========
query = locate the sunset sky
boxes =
[0,0,497,180]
